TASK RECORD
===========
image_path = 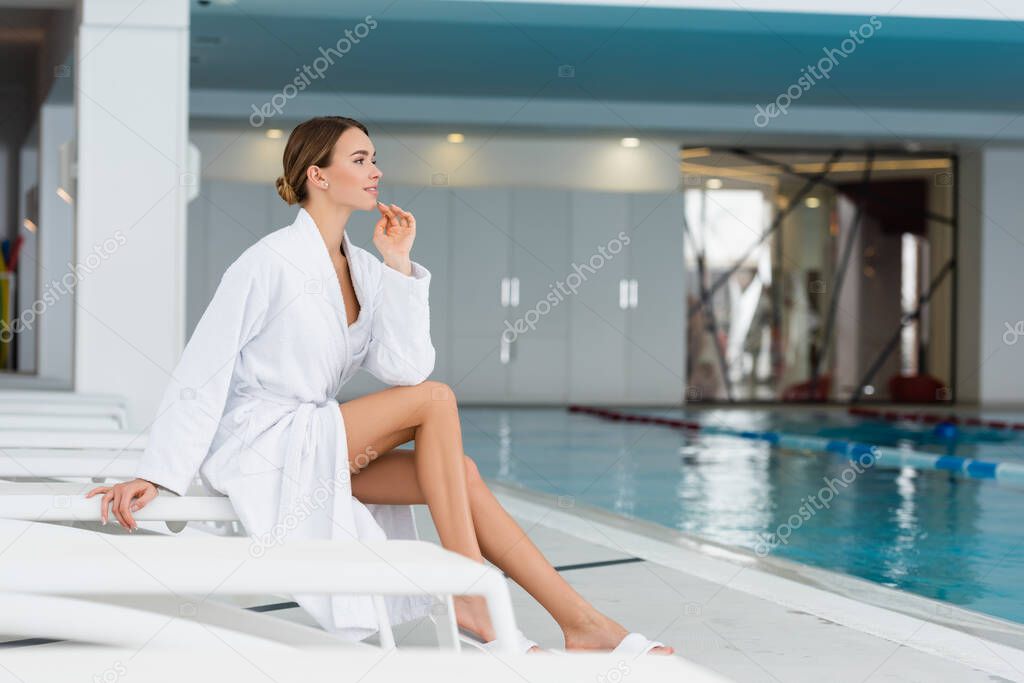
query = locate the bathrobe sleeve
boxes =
[133,259,269,496]
[360,259,436,386]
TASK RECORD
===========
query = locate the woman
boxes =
[85,116,673,656]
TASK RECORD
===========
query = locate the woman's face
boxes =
[312,127,382,211]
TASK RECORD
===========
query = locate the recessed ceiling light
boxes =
[620,137,639,148]
[706,178,723,189]
[266,129,283,139]
[805,197,821,208]
[447,133,465,143]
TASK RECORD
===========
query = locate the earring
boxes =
[323,182,329,188]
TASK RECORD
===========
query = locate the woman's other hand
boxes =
[84,478,159,531]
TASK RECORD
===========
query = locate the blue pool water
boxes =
[460,407,1024,625]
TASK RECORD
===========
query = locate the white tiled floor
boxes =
[394,501,1016,683]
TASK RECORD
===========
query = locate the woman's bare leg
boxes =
[340,381,478,557]
[340,380,509,648]
[340,382,674,655]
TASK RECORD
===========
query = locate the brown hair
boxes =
[275,116,369,205]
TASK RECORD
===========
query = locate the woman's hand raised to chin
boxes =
[373,201,414,276]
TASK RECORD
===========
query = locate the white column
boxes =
[74,0,190,429]
[973,147,1024,405]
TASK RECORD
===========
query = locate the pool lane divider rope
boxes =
[848,406,1024,431]
[567,405,1024,485]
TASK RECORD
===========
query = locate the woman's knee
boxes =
[422,380,457,403]
[419,380,459,419]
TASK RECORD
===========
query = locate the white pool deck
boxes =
[400,482,1024,683]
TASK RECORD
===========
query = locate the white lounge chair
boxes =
[0,518,520,654]
[0,591,362,652]
[0,415,122,431]
[0,391,127,429]
[0,448,141,481]
[0,430,146,449]
[0,390,125,406]
[0,481,236,525]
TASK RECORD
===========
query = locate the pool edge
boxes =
[489,478,1024,679]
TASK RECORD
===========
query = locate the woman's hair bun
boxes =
[275,175,299,205]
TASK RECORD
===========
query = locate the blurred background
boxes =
[0,0,1022,423]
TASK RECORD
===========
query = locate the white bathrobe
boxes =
[133,206,437,640]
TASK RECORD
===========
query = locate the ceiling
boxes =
[188,0,1024,113]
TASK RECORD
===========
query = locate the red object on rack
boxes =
[887,374,947,403]
[8,235,24,271]
[781,375,831,401]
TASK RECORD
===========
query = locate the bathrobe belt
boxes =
[235,385,341,525]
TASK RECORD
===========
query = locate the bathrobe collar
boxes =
[294,204,356,260]
[294,206,367,331]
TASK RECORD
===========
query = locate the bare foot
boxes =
[563,613,675,656]
[453,595,541,653]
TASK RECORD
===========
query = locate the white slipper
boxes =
[459,625,541,654]
[611,632,668,656]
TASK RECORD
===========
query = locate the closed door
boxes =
[568,190,630,403]
[449,188,511,401]
[506,188,571,402]
[626,191,685,404]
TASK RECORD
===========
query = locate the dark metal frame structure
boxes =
[681,145,959,405]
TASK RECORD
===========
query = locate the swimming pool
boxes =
[459,406,1024,625]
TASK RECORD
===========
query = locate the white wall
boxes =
[974,146,1024,405]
